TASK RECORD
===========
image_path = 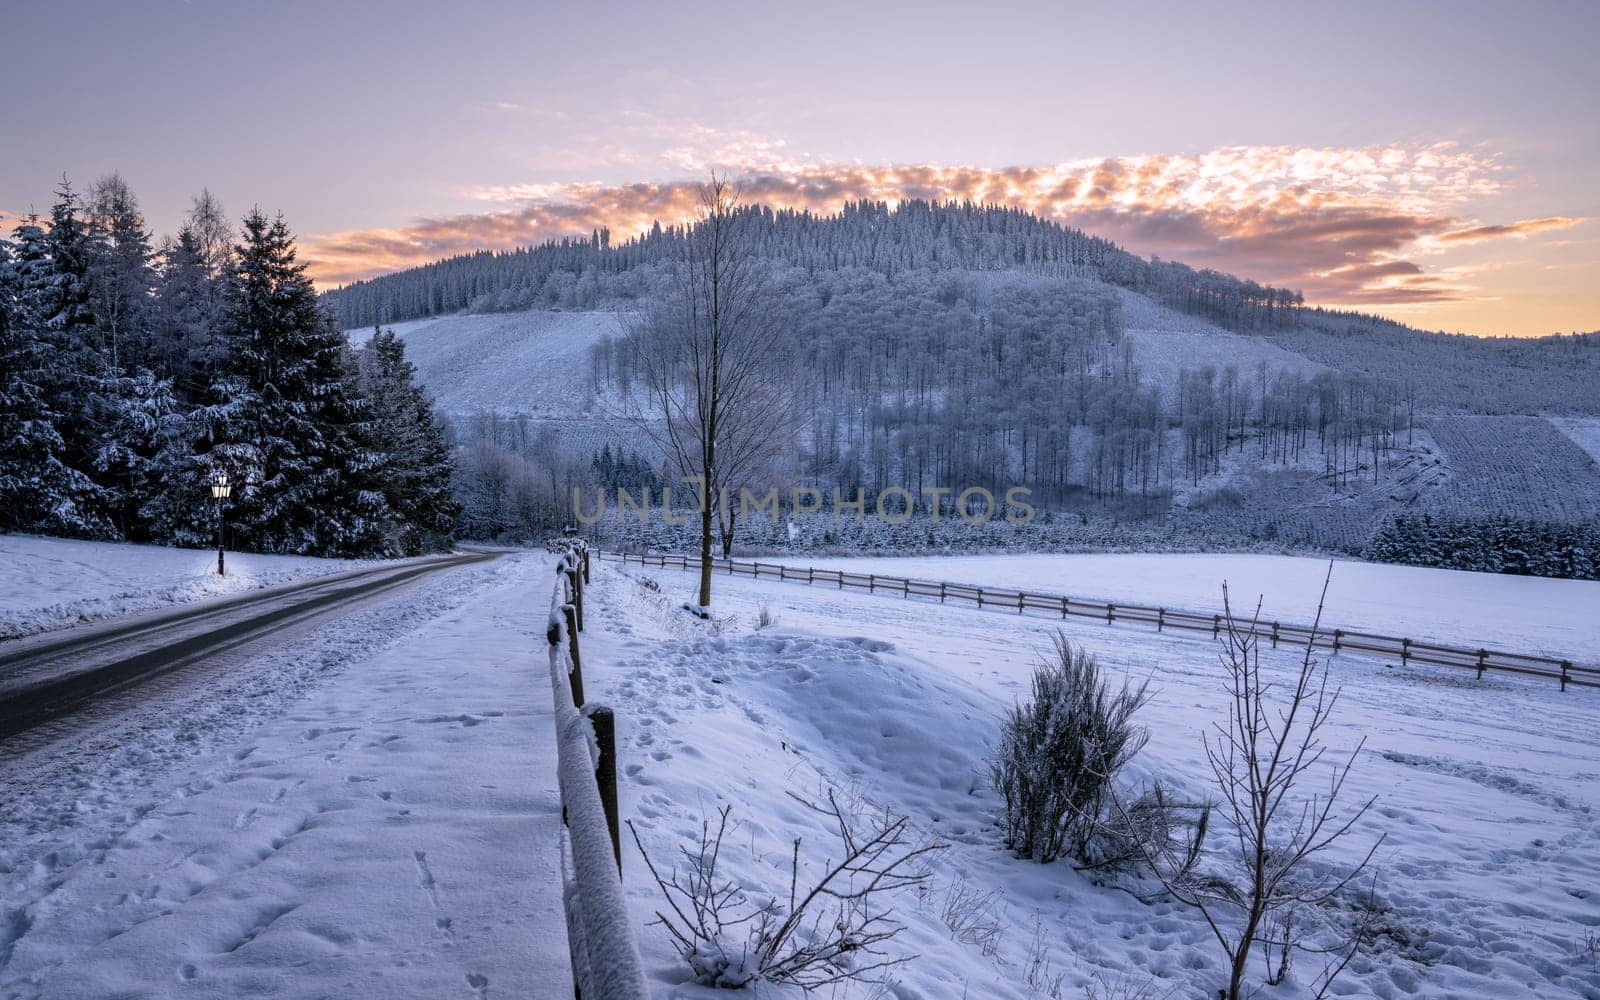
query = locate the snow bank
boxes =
[0,534,387,641]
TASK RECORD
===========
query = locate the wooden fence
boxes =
[598,549,1597,691]
[545,542,648,999]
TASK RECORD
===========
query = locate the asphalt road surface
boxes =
[0,550,499,745]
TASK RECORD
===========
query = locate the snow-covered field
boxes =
[767,551,1600,662]
[345,310,621,416]
[0,535,387,642]
[589,555,1600,999]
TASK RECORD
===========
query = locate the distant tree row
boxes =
[0,177,456,556]
[320,199,1301,335]
[1365,512,1598,580]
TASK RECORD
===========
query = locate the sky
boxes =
[2,0,1596,336]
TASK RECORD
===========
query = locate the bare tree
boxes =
[623,175,794,606]
[1123,567,1382,1000]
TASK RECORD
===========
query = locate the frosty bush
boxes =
[990,633,1150,864]
[629,793,937,989]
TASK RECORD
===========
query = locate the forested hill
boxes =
[320,199,1302,332]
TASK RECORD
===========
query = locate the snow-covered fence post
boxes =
[589,705,622,872]
[869,574,876,592]
[1271,622,1280,648]
[1157,608,1165,632]
[1333,629,1343,653]
[570,563,584,632]
[1061,596,1068,619]
[1402,638,1411,665]
[905,578,911,599]
[941,582,948,604]
[977,587,985,608]
[1477,649,1487,679]
[1562,661,1572,691]
[1017,591,1025,614]
[564,604,585,706]
[1107,603,1116,623]
[1212,613,1220,637]
[582,547,591,584]
[808,566,814,584]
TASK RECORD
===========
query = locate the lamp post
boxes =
[210,471,232,576]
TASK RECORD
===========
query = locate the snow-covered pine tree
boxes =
[356,327,459,554]
[8,193,117,537]
[210,209,391,556]
[86,174,157,371]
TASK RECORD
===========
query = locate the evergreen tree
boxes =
[356,327,458,553]
[9,196,116,536]
[207,209,391,555]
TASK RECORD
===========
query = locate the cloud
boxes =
[303,142,1566,306]
[1435,216,1585,244]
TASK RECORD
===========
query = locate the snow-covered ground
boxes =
[344,310,622,417]
[0,535,388,642]
[1118,289,1328,397]
[1551,416,1600,469]
[583,555,1600,999]
[6,549,1598,998]
[767,551,1600,663]
[0,552,566,999]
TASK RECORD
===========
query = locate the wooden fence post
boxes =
[869,574,876,592]
[1157,608,1164,632]
[1271,622,1280,648]
[1212,614,1220,638]
[1333,629,1343,653]
[582,548,591,584]
[564,604,584,707]
[589,706,621,873]
[1477,650,1487,679]
[977,588,984,608]
[808,566,814,584]
[1107,603,1116,623]
[940,582,947,603]
[1017,592,1025,614]
[1562,661,1571,692]
[1061,596,1068,619]
[1401,638,1411,665]
[904,578,911,599]
[569,566,584,632]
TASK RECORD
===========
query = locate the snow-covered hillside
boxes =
[0,535,388,642]
[345,310,623,416]
[1118,289,1329,395]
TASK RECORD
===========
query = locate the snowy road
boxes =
[0,552,498,741]
[0,552,569,1000]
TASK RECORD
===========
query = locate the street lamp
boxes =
[210,471,232,576]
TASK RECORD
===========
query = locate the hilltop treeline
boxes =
[0,177,456,556]
[321,200,1301,333]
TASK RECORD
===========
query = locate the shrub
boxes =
[990,633,1150,863]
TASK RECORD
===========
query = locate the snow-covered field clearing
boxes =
[0,535,389,642]
[345,310,622,417]
[1118,289,1328,395]
[764,551,1600,663]
[1551,417,1600,469]
[0,553,569,999]
[1423,415,1600,522]
[583,555,1600,999]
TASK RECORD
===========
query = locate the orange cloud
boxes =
[303,143,1574,306]
[1435,216,1585,244]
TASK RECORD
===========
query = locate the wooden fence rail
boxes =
[545,542,647,999]
[598,549,1597,691]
